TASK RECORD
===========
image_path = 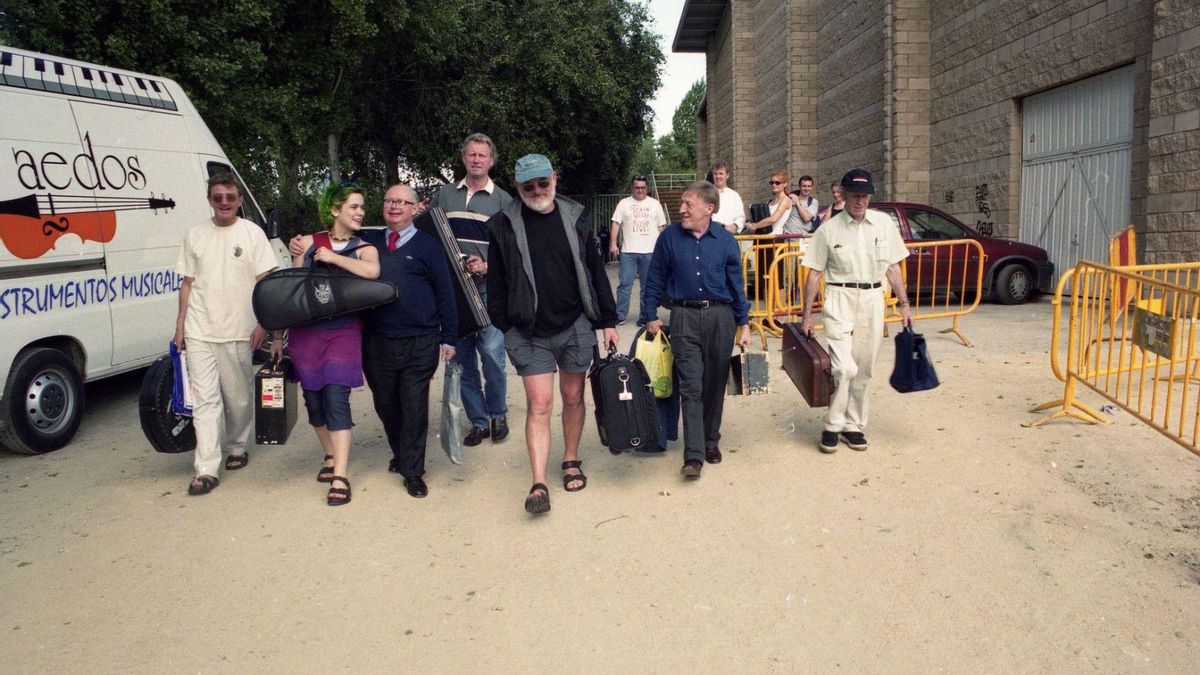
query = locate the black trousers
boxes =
[362,332,440,478]
[670,304,736,462]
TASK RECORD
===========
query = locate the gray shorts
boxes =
[504,314,597,376]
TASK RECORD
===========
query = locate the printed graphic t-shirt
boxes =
[610,196,667,254]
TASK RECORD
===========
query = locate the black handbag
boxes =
[889,327,940,393]
[252,244,398,331]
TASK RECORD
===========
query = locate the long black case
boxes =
[414,207,491,338]
[139,355,197,454]
[255,357,297,445]
[588,346,661,452]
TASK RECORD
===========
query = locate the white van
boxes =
[0,47,287,454]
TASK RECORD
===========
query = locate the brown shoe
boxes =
[680,459,703,479]
[704,446,722,464]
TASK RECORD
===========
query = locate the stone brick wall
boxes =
[687,0,1197,255]
[816,0,888,197]
[929,0,1156,240]
[1144,0,1200,262]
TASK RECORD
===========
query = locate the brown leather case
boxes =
[728,348,770,395]
[781,322,834,407]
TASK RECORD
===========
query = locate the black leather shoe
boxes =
[388,458,401,474]
[403,476,428,498]
[464,426,489,447]
[704,445,722,464]
[680,459,703,479]
[490,416,509,443]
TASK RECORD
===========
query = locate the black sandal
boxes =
[187,475,219,495]
[327,476,351,506]
[561,460,587,492]
[524,483,550,514]
[317,455,334,483]
[225,453,249,471]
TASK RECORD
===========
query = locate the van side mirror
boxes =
[266,208,284,239]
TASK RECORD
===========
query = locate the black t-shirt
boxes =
[524,204,583,336]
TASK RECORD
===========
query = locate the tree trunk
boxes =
[328,133,341,182]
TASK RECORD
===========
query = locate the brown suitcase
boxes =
[781,322,834,407]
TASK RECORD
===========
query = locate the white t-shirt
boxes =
[610,196,667,254]
[176,218,277,342]
[785,195,820,234]
[714,187,746,233]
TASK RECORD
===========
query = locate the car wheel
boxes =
[995,264,1032,304]
[0,348,85,455]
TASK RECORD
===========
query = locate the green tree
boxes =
[655,78,704,175]
[2,0,663,223]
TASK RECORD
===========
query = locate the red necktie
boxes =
[388,230,398,252]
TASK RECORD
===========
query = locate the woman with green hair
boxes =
[289,181,380,506]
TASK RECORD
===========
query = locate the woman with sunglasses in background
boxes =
[289,182,380,506]
[745,170,796,298]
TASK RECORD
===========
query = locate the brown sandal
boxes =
[561,460,587,492]
[317,455,334,483]
[327,476,351,506]
[524,483,550,514]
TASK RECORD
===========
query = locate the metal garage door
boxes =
[1020,66,1134,281]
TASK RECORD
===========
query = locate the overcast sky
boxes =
[647,0,706,139]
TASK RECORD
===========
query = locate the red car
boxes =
[870,202,1054,304]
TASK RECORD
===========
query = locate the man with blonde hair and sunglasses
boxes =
[486,154,619,515]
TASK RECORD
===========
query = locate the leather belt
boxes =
[676,300,727,309]
[827,282,881,289]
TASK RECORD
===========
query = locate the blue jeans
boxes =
[453,324,508,428]
[616,252,653,320]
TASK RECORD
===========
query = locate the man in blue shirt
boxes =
[641,180,752,479]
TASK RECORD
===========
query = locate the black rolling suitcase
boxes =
[589,345,660,453]
[139,354,196,454]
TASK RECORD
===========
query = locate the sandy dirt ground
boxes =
[2,269,1199,673]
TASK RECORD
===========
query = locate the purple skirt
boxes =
[288,319,363,391]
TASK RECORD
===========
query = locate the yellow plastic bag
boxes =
[632,329,674,399]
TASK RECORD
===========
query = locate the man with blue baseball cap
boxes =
[486,153,619,514]
[799,168,912,454]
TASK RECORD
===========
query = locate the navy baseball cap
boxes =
[840,168,875,194]
[515,154,554,183]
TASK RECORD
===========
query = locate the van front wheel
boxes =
[0,348,85,455]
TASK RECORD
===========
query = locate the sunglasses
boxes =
[520,179,551,193]
[209,193,240,203]
[768,180,785,185]
[382,198,416,207]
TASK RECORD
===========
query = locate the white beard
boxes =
[521,189,556,214]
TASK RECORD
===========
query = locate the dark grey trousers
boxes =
[670,304,736,462]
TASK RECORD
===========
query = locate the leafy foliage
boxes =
[2,0,664,232]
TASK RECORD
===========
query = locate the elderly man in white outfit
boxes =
[799,169,912,454]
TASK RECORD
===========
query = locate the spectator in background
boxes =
[819,181,846,224]
[710,161,746,234]
[609,175,667,325]
[788,175,820,233]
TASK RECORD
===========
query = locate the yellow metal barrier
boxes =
[747,238,986,346]
[1028,260,1200,457]
[735,233,806,347]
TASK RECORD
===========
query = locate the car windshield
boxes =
[907,208,966,241]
